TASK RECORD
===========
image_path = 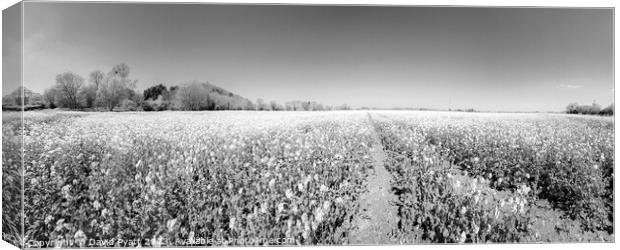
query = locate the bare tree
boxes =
[176,82,210,111]
[89,70,105,90]
[43,88,58,108]
[96,64,137,111]
[96,76,128,111]
[111,63,130,80]
[269,100,281,111]
[244,100,256,110]
[79,84,98,108]
[256,98,268,111]
[55,72,84,109]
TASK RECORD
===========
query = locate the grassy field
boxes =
[1,110,614,247]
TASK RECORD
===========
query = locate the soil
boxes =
[348,114,400,245]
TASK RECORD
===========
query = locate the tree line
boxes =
[566,101,614,116]
[1,87,45,111]
[40,63,140,111]
[3,63,349,112]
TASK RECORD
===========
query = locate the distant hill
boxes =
[146,81,255,111]
[198,81,254,110]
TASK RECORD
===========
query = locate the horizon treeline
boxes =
[2,63,351,112]
[566,101,614,116]
[1,63,614,115]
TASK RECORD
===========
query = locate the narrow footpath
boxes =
[348,114,399,245]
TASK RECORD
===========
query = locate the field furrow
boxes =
[371,111,613,243]
[348,114,399,244]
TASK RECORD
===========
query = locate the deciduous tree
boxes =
[55,72,84,109]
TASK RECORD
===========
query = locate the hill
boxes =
[144,81,255,111]
[200,81,254,110]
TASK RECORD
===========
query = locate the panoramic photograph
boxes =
[1,1,615,248]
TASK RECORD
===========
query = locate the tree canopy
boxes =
[9,63,343,112]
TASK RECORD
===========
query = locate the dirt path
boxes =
[348,114,399,245]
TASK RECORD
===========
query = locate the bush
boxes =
[114,100,139,111]
[599,104,613,116]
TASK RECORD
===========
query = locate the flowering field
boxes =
[1,110,615,247]
[371,111,614,242]
[7,111,376,247]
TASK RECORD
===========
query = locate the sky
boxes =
[4,2,614,111]
[2,2,21,96]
